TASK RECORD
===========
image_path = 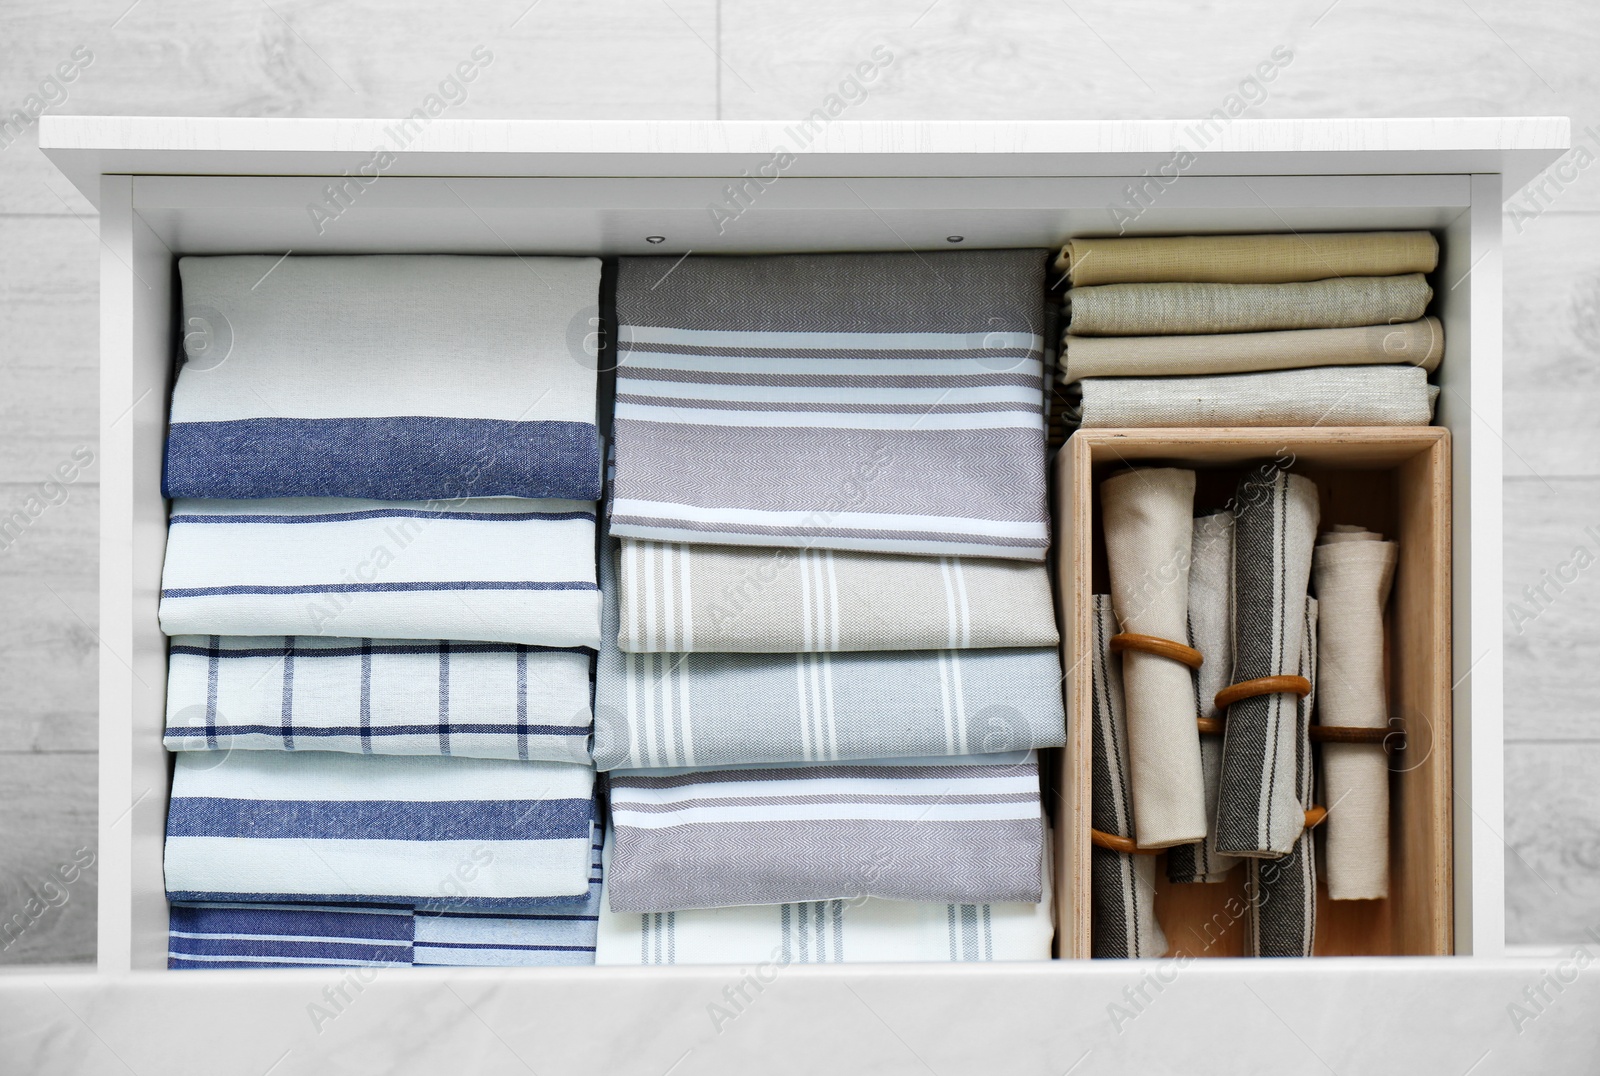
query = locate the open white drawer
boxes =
[25,115,1600,1072]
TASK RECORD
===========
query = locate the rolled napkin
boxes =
[1100,467,1206,848]
[594,542,1066,770]
[168,831,604,968]
[597,836,1053,964]
[610,251,1051,560]
[1065,275,1434,336]
[164,750,597,905]
[1063,318,1443,380]
[1246,597,1319,957]
[165,255,603,502]
[1057,231,1439,286]
[157,497,600,647]
[1074,365,1438,428]
[617,538,1059,653]
[1089,595,1167,958]
[1165,512,1240,885]
[1215,469,1320,857]
[163,636,593,763]
[1312,526,1398,900]
[605,752,1044,912]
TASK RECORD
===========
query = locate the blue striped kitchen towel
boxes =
[606,752,1044,912]
[168,833,604,968]
[157,497,600,647]
[164,255,603,502]
[164,750,597,907]
[609,251,1052,560]
[164,635,593,763]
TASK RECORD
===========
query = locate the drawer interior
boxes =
[104,173,1486,969]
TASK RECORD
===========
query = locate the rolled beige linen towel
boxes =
[1166,510,1240,885]
[1066,275,1433,337]
[1074,365,1438,429]
[1056,231,1439,286]
[1101,467,1207,848]
[1063,318,1443,381]
[1312,526,1398,900]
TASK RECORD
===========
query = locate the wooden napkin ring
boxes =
[1196,716,1393,748]
[1214,674,1312,712]
[1092,806,1328,856]
[1110,632,1203,670]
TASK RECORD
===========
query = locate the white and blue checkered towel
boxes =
[164,750,596,907]
[163,636,593,763]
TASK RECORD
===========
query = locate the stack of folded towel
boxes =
[159,255,607,968]
[1054,231,1443,440]
[595,251,1065,964]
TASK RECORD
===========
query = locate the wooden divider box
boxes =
[1054,427,1452,958]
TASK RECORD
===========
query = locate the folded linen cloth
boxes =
[1101,467,1206,848]
[1215,469,1320,858]
[165,255,603,502]
[1312,527,1398,901]
[157,497,600,647]
[594,541,1066,770]
[597,835,1053,964]
[168,832,604,968]
[616,538,1059,652]
[610,251,1052,560]
[163,635,593,763]
[1057,232,1439,286]
[1063,318,1443,380]
[605,752,1045,912]
[1247,598,1319,957]
[1165,512,1241,885]
[164,750,597,906]
[1089,595,1167,959]
[1064,275,1434,337]
[1073,365,1438,428]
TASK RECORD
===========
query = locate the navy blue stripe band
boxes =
[166,797,593,841]
[165,723,589,739]
[161,580,598,598]
[412,941,597,952]
[170,509,596,525]
[163,416,603,501]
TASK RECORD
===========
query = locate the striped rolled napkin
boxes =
[610,251,1052,560]
[1215,469,1320,858]
[164,750,597,906]
[165,255,603,502]
[1089,595,1166,959]
[163,635,593,763]
[605,752,1045,912]
[157,497,601,647]
[1246,597,1319,957]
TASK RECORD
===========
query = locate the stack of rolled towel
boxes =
[1090,463,1398,959]
[593,251,1065,964]
[1054,231,1443,441]
[159,255,607,968]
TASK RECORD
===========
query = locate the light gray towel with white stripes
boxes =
[594,539,1065,770]
[617,538,1059,653]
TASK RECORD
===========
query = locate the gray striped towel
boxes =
[605,752,1045,912]
[1247,597,1319,957]
[610,251,1052,560]
[616,538,1059,653]
[1090,595,1167,959]
[1166,511,1241,885]
[1215,469,1320,857]
[163,635,592,763]
[594,539,1066,771]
